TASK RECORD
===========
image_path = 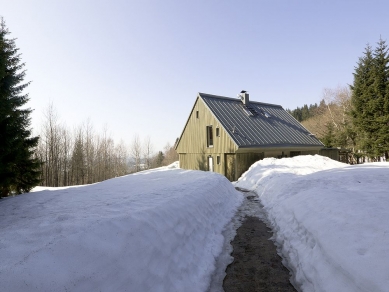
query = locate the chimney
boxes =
[239,90,249,105]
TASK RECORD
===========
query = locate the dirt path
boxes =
[223,191,297,292]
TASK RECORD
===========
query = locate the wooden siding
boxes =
[236,153,264,180]
[176,97,238,176]
[319,148,339,161]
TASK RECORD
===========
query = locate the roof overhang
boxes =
[236,144,324,153]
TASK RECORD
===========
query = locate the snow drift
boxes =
[235,155,389,292]
[0,167,242,292]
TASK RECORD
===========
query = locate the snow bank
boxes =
[0,168,242,292]
[235,155,389,292]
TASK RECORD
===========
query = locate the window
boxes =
[206,126,213,147]
[217,155,221,165]
[196,111,199,119]
[216,127,220,137]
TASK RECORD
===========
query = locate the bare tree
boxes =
[71,126,85,185]
[143,136,153,170]
[162,141,179,166]
[36,103,132,186]
[83,119,95,184]
[131,134,142,172]
[60,126,72,186]
[39,103,62,186]
[114,140,129,176]
[302,86,355,149]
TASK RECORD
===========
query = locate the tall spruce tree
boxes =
[350,45,376,155]
[351,39,389,159]
[373,39,389,158]
[0,18,41,196]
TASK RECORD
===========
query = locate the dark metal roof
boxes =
[199,92,324,148]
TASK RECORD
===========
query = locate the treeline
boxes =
[287,102,321,122]
[35,105,129,187]
[36,105,179,187]
[288,38,389,161]
[1,17,178,196]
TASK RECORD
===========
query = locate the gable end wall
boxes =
[176,97,237,175]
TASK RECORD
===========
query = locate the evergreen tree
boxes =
[155,151,164,167]
[351,39,389,159]
[0,18,41,196]
[322,122,335,148]
[373,39,389,158]
[350,45,376,155]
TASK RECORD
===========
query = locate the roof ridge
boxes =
[198,92,283,108]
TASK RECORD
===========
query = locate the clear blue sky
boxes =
[2,0,388,152]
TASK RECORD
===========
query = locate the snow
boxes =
[235,155,389,292]
[2,156,389,292]
[0,164,242,292]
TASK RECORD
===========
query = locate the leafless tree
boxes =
[162,141,179,166]
[302,86,355,149]
[143,136,153,170]
[71,126,86,185]
[36,104,131,186]
[131,134,142,172]
[39,103,63,186]
[83,119,95,184]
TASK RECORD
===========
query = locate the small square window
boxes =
[216,127,220,137]
[217,155,221,164]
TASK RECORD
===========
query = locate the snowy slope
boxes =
[0,165,242,292]
[235,155,389,292]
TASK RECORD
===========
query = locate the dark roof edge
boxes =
[238,143,324,149]
[198,92,283,108]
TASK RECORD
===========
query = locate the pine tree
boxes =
[155,151,164,167]
[372,38,389,158]
[350,45,376,155]
[322,122,335,148]
[0,18,41,196]
[351,39,389,159]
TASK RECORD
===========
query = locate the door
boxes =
[208,156,213,172]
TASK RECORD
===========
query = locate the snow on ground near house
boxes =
[0,164,242,292]
[235,155,389,292]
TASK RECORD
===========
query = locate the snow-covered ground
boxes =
[0,163,242,292]
[235,155,389,292]
[2,156,389,292]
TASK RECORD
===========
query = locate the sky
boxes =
[2,0,389,152]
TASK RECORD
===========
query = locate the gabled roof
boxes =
[199,92,324,148]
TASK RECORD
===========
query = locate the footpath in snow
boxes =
[234,155,389,292]
[2,156,389,292]
[0,163,242,292]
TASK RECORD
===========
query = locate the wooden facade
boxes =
[177,97,237,176]
[176,93,323,181]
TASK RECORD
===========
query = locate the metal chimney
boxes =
[240,90,249,105]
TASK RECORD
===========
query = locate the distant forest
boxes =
[287,102,323,123]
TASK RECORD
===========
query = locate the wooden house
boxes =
[175,91,324,181]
